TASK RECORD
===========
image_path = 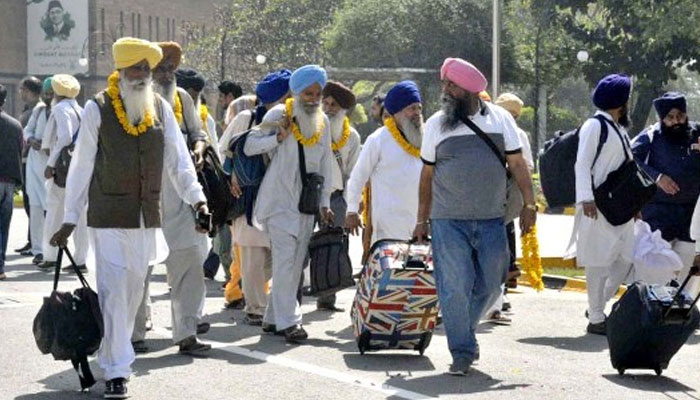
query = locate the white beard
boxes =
[119,71,155,125]
[328,109,347,143]
[153,80,176,107]
[292,96,323,139]
[396,114,424,148]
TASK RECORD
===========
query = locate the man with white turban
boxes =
[50,37,210,399]
[244,65,333,343]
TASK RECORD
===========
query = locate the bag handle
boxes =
[403,238,432,271]
[54,246,91,291]
[665,265,700,320]
[297,140,309,186]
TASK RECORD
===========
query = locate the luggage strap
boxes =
[71,353,96,390]
[54,246,91,291]
[664,265,700,320]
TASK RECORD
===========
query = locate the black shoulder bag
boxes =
[461,117,524,222]
[592,119,656,226]
[53,106,81,188]
[297,141,325,215]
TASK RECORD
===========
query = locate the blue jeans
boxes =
[0,182,16,274]
[431,218,509,362]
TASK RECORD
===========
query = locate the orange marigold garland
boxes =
[106,71,154,136]
[285,98,325,147]
[521,225,544,291]
[331,117,351,151]
[385,116,420,158]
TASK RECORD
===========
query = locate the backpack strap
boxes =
[591,115,610,167]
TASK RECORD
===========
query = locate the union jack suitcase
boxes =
[350,239,439,355]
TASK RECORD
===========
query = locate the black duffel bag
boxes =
[33,247,103,390]
[593,123,656,226]
[197,144,234,233]
[308,226,355,297]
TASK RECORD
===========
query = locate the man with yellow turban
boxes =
[50,37,210,399]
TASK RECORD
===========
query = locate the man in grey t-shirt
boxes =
[413,58,536,376]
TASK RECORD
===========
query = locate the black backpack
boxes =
[197,144,234,234]
[33,247,103,390]
[539,115,609,208]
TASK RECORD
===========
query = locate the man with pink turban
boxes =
[413,57,536,375]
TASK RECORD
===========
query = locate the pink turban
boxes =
[440,58,488,93]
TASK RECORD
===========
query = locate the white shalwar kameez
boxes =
[345,126,423,243]
[23,102,50,255]
[244,104,333,330]
[63,98,205,380]
[568,111,635,324]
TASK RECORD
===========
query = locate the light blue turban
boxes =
[289,65,327,95]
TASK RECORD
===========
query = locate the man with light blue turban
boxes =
[244,65,333,343]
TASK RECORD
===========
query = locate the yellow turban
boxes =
[51,74,80,99]
[112,37,163,70]
[495,93,524,118]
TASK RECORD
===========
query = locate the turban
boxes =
[290,65,327,95]
[48,0,63,10]
[157,42,182,69]
[256,69,291,104]
[478,91,491,103]
[42,77,53,93]
[51,74,80,99]
[175,68,205,92]
[441,58,488,93]
[322,81,356,110]
[112,37,163,70]
[495,93,524,117]
[653,92,687,120]
[592,74,631,110]
[384,81,422,115]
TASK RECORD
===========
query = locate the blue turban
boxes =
[384,81,422,115]
[42,77,53,93]
[289,65,327,95]
[653,92,687,120]
[592,74,631,110]
[256,69,291,104]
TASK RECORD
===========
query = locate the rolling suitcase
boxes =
[350,239,439,355]
[607,266,700,376]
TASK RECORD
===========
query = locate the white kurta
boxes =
[569,111,635,267]
[46,99,82,168]
[330,127,361,192]
[63,96,206,380]
[23,102,50,209]
[345,126,423,242]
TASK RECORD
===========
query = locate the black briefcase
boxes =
[308,226,354,297]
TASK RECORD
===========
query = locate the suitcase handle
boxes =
[402,240,432,271]
[664,266,700,320]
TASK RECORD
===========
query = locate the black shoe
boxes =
[37,261,57,271]
[316,303,345,312]
[586,321,607,336]
[224,298,245,310]
[14,243,31,254]
[302,286,313,296]
[62,264,88,273]
[283,324,308,344]
[244,314,263,326]
[196,322,210,335]
[501,301,512,312]
[132,340,148,354]
[262,322,283,335]
[178,336,211,356]
[104,377,128,399]
[32,254,43,265]
[20,250,33,257]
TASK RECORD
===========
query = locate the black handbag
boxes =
[593,121,656,226]
[33,247,103,390]
[297,141,324,215]
[308,226,354,296]
[53,107,81,188]
[196,144,234,234]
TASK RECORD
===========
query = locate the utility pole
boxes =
[492,0,501,99]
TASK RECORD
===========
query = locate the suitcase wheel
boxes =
[416,332,433,356]
[654,367,663,376]
[358,331,371,355]
[617,368,625,376]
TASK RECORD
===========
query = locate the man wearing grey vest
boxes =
[50,38,209,399]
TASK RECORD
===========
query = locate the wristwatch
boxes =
[524,204,538,212]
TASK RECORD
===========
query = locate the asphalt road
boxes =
[1,210,699,400]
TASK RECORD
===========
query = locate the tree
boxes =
[558,0,700,133]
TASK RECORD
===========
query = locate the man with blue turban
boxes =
[632,92,700,296]
[345,80,424,244]
[572,73,636,336]
[244,65,333,343]
[223,69,291,326]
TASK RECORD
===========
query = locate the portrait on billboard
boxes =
[40,0,75,41]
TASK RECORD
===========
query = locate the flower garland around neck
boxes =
[521,225,544,291]
[173,91,183,125]
[385,116,420,158]
[285,97,325,147]
[106,71,154,136]
[331,117,351,152]
[199,104,208,126]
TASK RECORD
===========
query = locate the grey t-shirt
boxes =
[421,104,522,220]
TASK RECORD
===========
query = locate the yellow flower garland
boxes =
[331,117,351,152]
[106,71,155,136]
[199,104,208,126]
[361,185,370,226]
[521,226,544,291]
[385,116,420,158]
[173,92,183,125]
[285,98,325,147]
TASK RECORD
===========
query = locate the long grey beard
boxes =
[293,97,323,139]
[118,72,155,125]
[441,94,478,131]
[396,114,424,148]
[153,80,176,107]
[328,110,347,143]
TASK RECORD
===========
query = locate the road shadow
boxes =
[343,353,436,373]
[384,368,531,397]
[602,374,699,399]
[517,334,608,353]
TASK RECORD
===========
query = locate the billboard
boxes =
[27,0,89,75]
